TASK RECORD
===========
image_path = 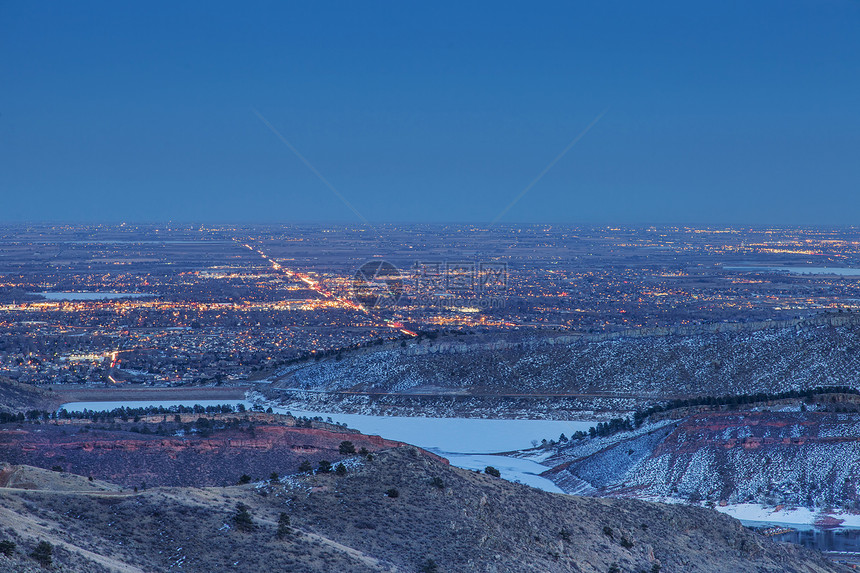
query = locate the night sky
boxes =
[2,1,859,224]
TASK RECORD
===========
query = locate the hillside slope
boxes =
[0,377,56,415]
[0,448,846,573]
[266,318,860,417]
[541,409,860,509]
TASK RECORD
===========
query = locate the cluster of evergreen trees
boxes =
[0,402,243,424]
[539,386,860,449]
[0,403,358,438]
[631,385,860,428]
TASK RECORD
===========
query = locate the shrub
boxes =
[0,540,15,556]
[318,460,332,473]
[237,474,252,485]
[484,466,501,478]
[298,460,313,473]
[429,476,445,489]
[386,488,399,498]
[335,464,347,476]
[339,440,356,455]
[620,536,634,549]
[603,526,614,538]
[269,472,279,482]
[232,503,255,532]
[276,512,292,538]
[418,558,438,572]
[31,541,53,566]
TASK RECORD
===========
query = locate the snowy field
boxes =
[637,497,860,530]
[60,399,592,493]
[439,452,565,493]
[716,503,860,529]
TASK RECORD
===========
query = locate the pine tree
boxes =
[31,541,53,567]
[276,512,292,538]
[232,503,255,532]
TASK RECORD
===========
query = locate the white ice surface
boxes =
[60,399,591,494]
[715,503,860,529]
[273,406,594,453]
[438,452,565,493]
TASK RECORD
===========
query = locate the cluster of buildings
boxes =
[1,223,859,386]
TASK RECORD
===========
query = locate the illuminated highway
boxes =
[238,241,417,337]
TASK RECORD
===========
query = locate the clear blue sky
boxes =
[2,1,858,225]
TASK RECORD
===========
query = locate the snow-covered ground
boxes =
[636,497,860,530]
[715,504,818,527]
[437,453,565,493]
[60,399,590,494]
[278,320,860,407]
[715,503,860,529]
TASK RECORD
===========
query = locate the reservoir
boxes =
[60,399,593,493]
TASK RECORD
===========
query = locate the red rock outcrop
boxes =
[0,420,446,487]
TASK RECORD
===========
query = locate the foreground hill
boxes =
[266,314,860,418]
[0,448,845,573]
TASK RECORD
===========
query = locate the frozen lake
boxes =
[61,399,590,493]
[440,453,564,493]
[276,406,593,454]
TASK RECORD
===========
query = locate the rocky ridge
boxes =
[0,448,846,572]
